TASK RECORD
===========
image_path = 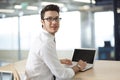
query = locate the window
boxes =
[56,11,81,50]
[94,11,114,47]
[0,11,81,51]
[0,17,18,50]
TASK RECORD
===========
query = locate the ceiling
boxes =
[0,0,113,18]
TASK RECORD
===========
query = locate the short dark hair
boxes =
[40,4,60,20]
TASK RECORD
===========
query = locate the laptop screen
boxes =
[72,49,96,64]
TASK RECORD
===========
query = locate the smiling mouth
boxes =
[51,26,57,29]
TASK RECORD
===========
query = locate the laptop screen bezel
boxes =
[72,48,96,64]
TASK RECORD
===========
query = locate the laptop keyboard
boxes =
[63,62,93,71]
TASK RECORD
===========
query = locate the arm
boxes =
[60,59,87,73]
[60,59,72,65]
[42,42,75,79]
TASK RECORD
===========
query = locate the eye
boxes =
[43,17,61,22]
[47,17,53,20]
[55,17,59,20]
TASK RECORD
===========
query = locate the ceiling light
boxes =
[27,6,38,10]
[41,2,64,7]
[61,7,68,12]
[117,8,120,13]
[14,5,22,9]
[79,5,90,11]
[0,9,15,13]
[14,5,38,10]
[83,5,90,9]
[74,0,95,4]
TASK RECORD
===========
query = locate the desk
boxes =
[0,60,26,80]
[0,60,120,80]
[74,60,120,80]
[0,63,19,80]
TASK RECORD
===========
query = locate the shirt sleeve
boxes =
[41,40,75,79]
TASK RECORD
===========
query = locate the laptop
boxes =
[64,48,96,71]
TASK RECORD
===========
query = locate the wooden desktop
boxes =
[0,60,120,80]
[74,60,120,80]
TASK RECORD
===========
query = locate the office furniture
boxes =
[0,60,120,80]
[0,60,26,80]
[74,60,120,80]
[98,47,114,60]
[98,41,115,60]
[0,71,13,80]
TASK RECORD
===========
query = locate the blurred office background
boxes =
[0,0,120,66]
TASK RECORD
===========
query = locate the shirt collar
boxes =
[42,28,55,40]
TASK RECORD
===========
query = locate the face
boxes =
[41,11,60,35]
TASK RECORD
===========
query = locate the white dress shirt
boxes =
[25,29,75,80]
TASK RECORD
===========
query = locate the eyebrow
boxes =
[44,16,59,18]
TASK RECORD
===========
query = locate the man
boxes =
[25,4,86,80]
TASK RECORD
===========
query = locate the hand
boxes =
[72,60,87,73]
[77,60,87,71]
[60,58,72,65]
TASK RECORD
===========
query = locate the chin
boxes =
[50,31,57,34]
[53,29,58,32]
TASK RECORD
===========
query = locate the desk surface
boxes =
[74,60,120,80]
[0,60,120,80]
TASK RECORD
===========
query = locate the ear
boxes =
[41,20,45,28]
[41,20,44,26]
[41,19,44,24]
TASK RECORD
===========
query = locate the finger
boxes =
[66,60,72,65]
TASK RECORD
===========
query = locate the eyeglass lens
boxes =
[44,17,61,22]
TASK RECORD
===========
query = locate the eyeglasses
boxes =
[43,17,62,22]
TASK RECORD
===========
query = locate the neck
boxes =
[43,28,55,36]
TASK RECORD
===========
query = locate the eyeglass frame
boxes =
[43,17,62,22]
